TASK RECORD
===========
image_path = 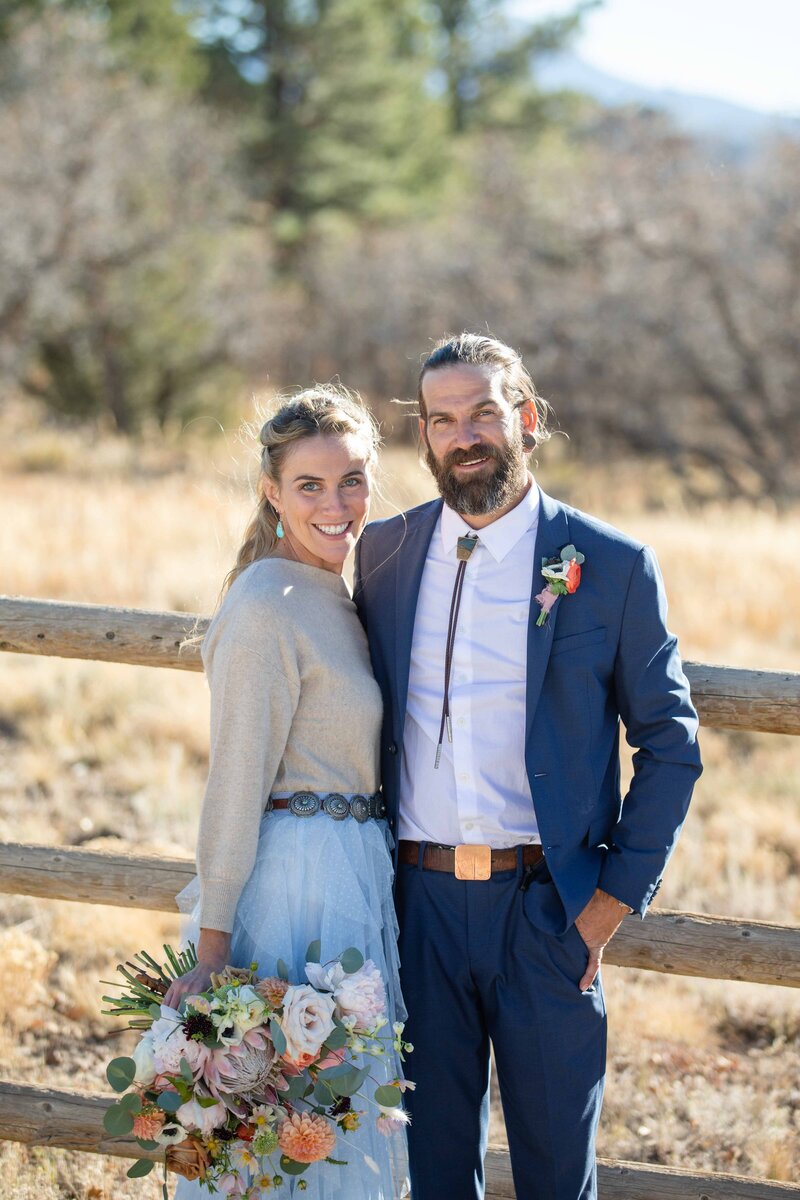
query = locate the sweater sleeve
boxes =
[196,592,301,933]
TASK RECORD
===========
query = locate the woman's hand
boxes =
[163,928,231,1010]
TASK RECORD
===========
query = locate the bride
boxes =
[163,387,409,1199]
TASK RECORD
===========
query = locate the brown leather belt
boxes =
[399,839,544,881]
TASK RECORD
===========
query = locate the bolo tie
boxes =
[434,532,479,768]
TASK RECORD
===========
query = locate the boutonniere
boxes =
[535,543,585,626]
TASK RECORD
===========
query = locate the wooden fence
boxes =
[1,595,799,1198]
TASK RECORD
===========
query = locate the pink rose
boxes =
[280,985,336,1065]
[334,961,386,1032]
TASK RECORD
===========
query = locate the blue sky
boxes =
[507,0,800,114]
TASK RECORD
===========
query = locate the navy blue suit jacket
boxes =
[354,488,703,932]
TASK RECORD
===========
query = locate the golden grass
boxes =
[1,407,799,1190]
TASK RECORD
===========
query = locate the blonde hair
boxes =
[222,385,380,597]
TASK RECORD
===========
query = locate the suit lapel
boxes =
[525,488,570,737]
[393,500,442,729]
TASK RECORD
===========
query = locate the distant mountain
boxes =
[536,51,800,152]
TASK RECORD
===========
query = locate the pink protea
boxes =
[278,1112,337,1163]
[256,976,290,1007]
[202,1026,277,1097]
[133,1104,165,1141]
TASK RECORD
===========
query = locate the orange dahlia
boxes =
[257,976,291,1007]
[277,1112,337,1163]
[133,1105,165,1141]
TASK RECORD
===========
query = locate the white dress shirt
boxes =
[399,480,541,848]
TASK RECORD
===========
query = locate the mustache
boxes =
[442,444,502,469]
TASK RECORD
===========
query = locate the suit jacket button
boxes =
[388,742,398,754]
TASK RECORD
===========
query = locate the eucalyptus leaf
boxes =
[282,1073,308,1100]
[327,1063,371,1097]
[270,1017,287,1056]
[103,1103,135,1136]
[149,1003,163,1019]
[156,1091,182,1113]
[276,958,289,982]
[339,947,364,974]
[313,1079,333,1105]
[374,1084,402,1107]
[118,1092,143,1114]
[305,939,321,964]
[560,544,577,561]
[127,1159,155,1178]
[279,1156,310,1176]
[322,1022,348,1051]
[106,1057,136,1093]
[136,1139,160,1151]
[179,1058,194,1084]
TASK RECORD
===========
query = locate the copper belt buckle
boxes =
[454,844,492,881]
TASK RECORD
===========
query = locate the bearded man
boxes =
[354,333,702,1200]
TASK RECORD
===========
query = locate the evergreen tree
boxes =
[428,0,599,133]
[184,0,447,241]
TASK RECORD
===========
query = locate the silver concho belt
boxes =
[266,791,387,823]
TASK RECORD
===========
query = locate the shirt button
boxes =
[388,743,398,755]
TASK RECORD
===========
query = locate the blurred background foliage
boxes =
[1,0,798,500]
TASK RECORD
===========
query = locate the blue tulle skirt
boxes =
[173,809,410,1199]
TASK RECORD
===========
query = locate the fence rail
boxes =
[2,596,800,734]
[2,842,798,989]
[2,1083,797,1199]
[2,594,799,1197]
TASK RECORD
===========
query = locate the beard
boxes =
[424,433,529,516]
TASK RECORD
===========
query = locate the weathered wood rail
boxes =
[2,1083,798,1199]
[2,596,800,734]
[2,842,798,989]
[1,594,799,1197]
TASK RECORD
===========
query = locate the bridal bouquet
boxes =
[102,942,413,1196]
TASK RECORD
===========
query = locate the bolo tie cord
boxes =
[435,533,478,768]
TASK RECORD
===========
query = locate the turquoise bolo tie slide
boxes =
[457,534,478,561]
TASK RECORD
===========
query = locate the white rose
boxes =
[304,961,346,992]
[176,1096,227,1135]
[280,984,336,1064]
[131,1034,157,1086]
[333,961,386,1032]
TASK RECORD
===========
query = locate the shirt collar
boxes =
[440,477,539,563]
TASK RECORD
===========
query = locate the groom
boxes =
[354,333,702,1200]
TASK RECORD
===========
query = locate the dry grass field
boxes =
[1,402,799,1195]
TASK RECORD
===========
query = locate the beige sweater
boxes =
[196,556,383,932]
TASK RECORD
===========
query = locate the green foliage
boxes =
[1,0,205,89]
[339,947,364,974]
[106,1057,137,1092]
[127,1160,155,1178]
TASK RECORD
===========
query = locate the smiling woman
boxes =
[263,435,371,572]
[222,387,381,592]
[165,386,411,1199]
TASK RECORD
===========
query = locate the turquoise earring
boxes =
[276,518,284,539]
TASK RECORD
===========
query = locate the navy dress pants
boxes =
[395,855,607,1200]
